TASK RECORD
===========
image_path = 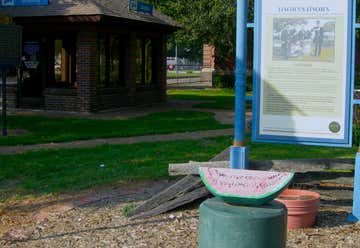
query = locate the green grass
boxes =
[0,110,231,146]
[249,141,356,160]
[0,135,356,201]
[167,89,242,110]
[122,203,137,217]
[0,136,233,198]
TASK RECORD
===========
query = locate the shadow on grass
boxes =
[0,110,231,146]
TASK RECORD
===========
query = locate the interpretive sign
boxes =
[253,0,353,147]
[0,24,22,66]
[0,0,48,6]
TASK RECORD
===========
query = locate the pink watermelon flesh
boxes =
[199,167,294,205]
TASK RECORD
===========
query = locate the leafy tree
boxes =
[149,0,243,70]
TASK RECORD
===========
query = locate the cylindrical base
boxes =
[199,198,287,248]
[230,145,248,169]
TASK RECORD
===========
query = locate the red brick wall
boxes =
[44,88,78,112]
[76,31,98,112]
[0,85,17,109]
[41,32,168,112]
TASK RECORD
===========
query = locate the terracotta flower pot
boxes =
[276,189,320,230]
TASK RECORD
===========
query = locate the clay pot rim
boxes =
[276,189,320,203]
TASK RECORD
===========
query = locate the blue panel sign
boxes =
[24,42,39,55]
[137,2,153,15]
[252,0,354,147]
[129,0,153,15]
[0,0,48,7]
[128,0,137,12]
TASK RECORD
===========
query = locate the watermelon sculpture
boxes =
[199,167,294,205]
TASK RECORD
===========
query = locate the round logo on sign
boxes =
[329,122,341,133]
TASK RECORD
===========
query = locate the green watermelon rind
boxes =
[199,167,295,205]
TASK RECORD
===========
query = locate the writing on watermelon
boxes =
[203,168,292,196]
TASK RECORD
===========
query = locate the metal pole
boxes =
[2,66,7,136]
[349,150,360,222]
[175,44,179,84]
[348,0,359,223]
[230,0,248,169]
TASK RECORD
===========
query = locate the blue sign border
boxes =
[0,0,48,7]
[252,0,355,148]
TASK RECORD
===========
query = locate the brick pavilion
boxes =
[0,0,177,112]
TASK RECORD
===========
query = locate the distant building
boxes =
[0,0,178,112]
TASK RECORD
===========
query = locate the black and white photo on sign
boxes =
[272,18,335,62]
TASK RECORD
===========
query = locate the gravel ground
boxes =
[1,180,359,248]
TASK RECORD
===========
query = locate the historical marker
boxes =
[0,25,22,66]
[252,0,353,147]
[0,24,22,136]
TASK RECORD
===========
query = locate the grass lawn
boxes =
[0,110,231,146]
[167,89,247,110]
[0,135,356,202]
[0,136,233,199]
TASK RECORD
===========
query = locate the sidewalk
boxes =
[0,129,234,155]
[1,99,240,154]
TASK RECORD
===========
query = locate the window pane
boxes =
[144,38,152,84]
[51,37,75,86]
[54,40,62,82]
[135,38,142,84]
[98,35,107,87]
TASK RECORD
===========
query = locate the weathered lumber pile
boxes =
[128,147,354,219]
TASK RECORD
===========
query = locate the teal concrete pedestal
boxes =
[199,198,287,248]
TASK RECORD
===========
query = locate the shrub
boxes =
[213,70,253,91]
[353,121,360,146]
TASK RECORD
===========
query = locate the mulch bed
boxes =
[0,179,359,247]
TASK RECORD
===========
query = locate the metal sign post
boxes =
[1,66,7,136]
[230,0,249,169]
[348,0,359,223]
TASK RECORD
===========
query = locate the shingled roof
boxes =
[0,0,178,27]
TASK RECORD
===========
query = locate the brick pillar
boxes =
[76,31,98,112]
[125,32,137,105]
[201,44,215,84]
